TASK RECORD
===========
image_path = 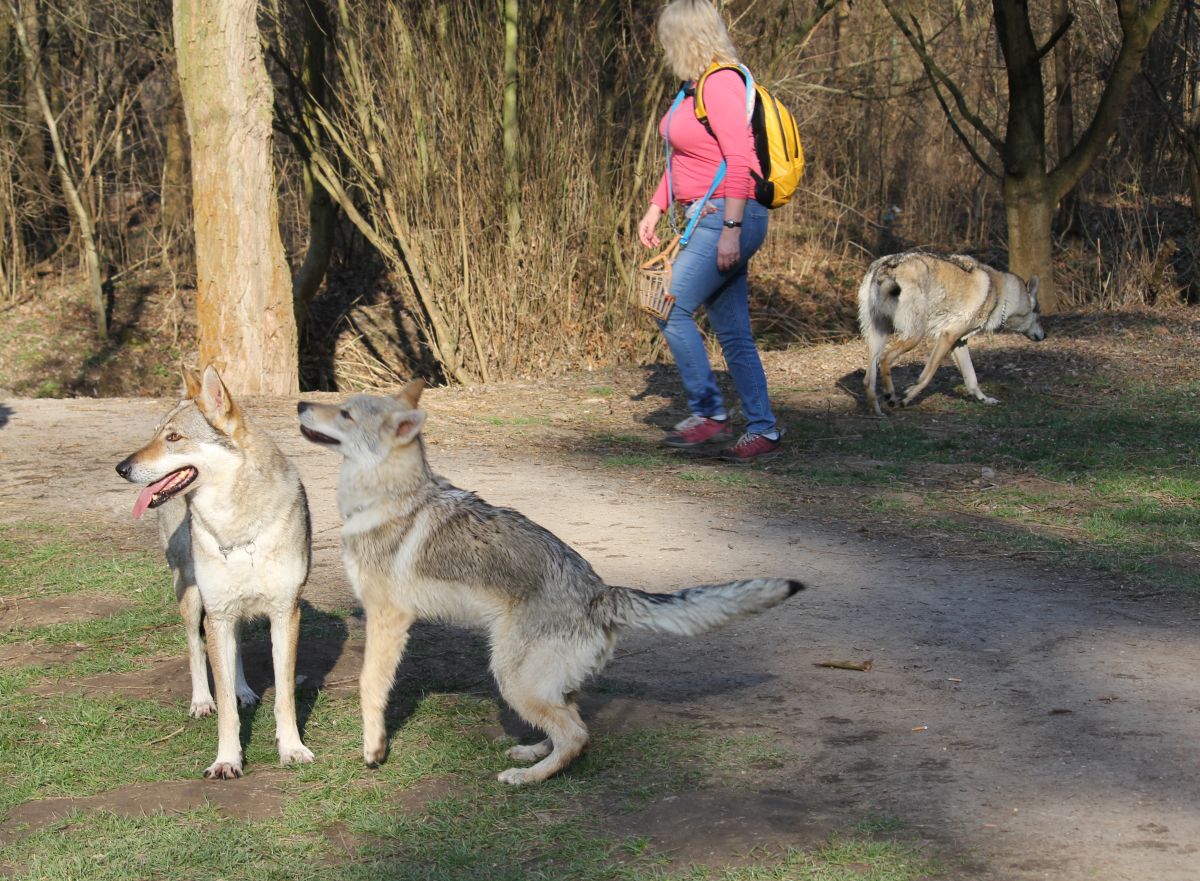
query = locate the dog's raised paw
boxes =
[204,761,243,780]
[189,698,216,719]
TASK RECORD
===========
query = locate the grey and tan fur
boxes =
[298,382,803,785]
[116,366,314,779]
[858,251,1045,415]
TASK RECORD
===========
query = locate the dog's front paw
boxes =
[278,743,315,765]
[363,742,388,768]
[189,698,216,718]
[978,394,1000,405]
[236,687,260,708]
[497,766,540,786]
[204,759,243,780]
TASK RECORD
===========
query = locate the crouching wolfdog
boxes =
[858,251,1045,415]
[116,366,314,779]
[298,381,803,785]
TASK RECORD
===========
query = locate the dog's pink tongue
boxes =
[132,475,174,520]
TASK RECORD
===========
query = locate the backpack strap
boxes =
[693,62,756,130]
[665,85,726,247]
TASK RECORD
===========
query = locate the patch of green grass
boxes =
[769,377,1200,593]
[591,431,648,446]
[677,469,755,486]
[0,526,945,881]
[480,415,551,427]
[589,386,616,397]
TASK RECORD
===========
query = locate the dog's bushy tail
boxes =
[604,578,803,637]
[857,261,899,342]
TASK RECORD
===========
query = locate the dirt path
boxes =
[3,390,1199,880]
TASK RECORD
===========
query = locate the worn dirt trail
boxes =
[2,392,1198,880]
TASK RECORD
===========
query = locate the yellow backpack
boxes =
[693,63,804,209]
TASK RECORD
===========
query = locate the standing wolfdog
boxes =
[858,251,1045,415]
[298,381,803,785]
[116,366,314,779]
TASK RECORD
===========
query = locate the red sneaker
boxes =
[662,415,732,448]
[720,431,782,463]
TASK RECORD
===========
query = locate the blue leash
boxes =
[664,66,756,248]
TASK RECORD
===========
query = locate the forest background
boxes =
[0,0,1194,397]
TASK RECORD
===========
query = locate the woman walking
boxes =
[637,0,782,463]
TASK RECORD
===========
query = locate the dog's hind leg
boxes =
[863,333,886,416]
[950,344,999,405]
[901,332,958,407]
[506,738,553,763]
[360,601,416,767]
[234,626,259,708]
[270,604,314,765]
[204,616,245,779]
[495,663,589,786]
[879,337,922,406]
[177,579,215,719]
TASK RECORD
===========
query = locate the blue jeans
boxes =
[658,198,777,436]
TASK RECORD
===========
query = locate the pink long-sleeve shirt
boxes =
[651,68,760,212]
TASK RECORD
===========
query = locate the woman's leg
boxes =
[703,205,777,436]
[658,217,728,420]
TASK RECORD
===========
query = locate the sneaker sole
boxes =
[720,448,782,464]
[661,432,733,449]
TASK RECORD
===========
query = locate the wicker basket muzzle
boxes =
[637,235,681,320]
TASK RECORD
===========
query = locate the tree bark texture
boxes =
[161,69,190,235]
[174,0,298,395]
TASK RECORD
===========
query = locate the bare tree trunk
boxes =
[832,0,851,73]
[9,0,106,337]
[1188,149,1200,222]
[1052,0,1080,235]
[502,0,520,245]
[993,0,1170,313]
[161,68,189,237]
[292,0,336,333]
[1004,177,1054,303]
[174,0,298,395]
[17,0,48,197]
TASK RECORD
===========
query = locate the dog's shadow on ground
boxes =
[370,620,785,756]
[234,600,350,747]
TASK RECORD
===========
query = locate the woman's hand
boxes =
[638,205,664,249]
[717,227,741,271]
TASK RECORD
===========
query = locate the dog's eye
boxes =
[165,432,182,442]
[339,409,352,421]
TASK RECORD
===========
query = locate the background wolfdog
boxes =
[116,366,314,779]
[858,251,1045,415]
[298,381,802,785]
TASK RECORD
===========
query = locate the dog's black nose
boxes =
[297,401,311,414]
[116,458,132,479]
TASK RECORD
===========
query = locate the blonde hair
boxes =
[656,0,739,82]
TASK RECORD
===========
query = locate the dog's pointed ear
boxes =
[1027,275,1040,309]
[383,407,426,445]
[393,379,425,410]
[181,366,202,400]
[196,365,243,434]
